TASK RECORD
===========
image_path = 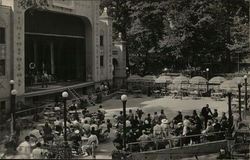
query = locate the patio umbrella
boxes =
[231,77,244,84]
[209,76,226,84]
[190,76,207,85]
[190,76,207,91]
[155,76,173,84]
[209,76,226,91]
[220,80,238,91]
[173,75,190,90]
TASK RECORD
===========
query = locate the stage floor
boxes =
[23,81,94,98]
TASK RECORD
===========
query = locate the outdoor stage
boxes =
[23,81,94,98]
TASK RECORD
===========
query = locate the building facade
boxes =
[0,0,126,113]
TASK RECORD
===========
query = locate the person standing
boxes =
[200,104,213,128]
[16,136,31,159]
[159,109,167,122]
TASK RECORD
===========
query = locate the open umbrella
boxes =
[155,76,173,84]
[190,76,207,85]
[173,75,190,90]
[190,76,207,91]
[220,80,238,91]
[209,76,226,84]
[209,76,226,91]
[232,77,244,84]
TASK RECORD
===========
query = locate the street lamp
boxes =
[62,91,69,159]
[10,89,17,135]
[238,82,242,121]
[62,91,69,142]
[9,80,16,135]
[163,68,168,72]
[227,88,233,132]
[206,68,209,92]
[244,75,248,110]
[121,94,127,151]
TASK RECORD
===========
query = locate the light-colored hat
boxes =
[73,120,78,125]
[177,122,183,126]
[161,119,168,124]
[74,130,80,134]
[126,120,131,127]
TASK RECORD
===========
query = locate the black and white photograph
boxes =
[0,0,250,159]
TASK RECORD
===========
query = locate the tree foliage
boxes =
[101,0,249,75]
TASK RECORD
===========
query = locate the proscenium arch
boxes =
[24,8,93,83]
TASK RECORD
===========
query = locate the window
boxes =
[0,101,6,111]
[0,28,5,44]
[0,60,5,76]
[100,35,104,46]
[100,55,104,67]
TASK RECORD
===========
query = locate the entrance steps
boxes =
[67,87,82,102]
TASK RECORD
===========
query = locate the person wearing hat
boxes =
[29,126,42,142]
[161,119,170,137]
[71,130,82,155]
[173,123,183,136]
[143,120,151,133]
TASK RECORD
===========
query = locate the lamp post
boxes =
[121,94,127,151]
[163,68,168,93]
[62,91,69,142]
[62,91,69,159]
[227,89,233,131]
[244,75,248,110]
[9,80,16,135]
[206,68,209,92]
[238,83,242,121]
[10,89,17,135]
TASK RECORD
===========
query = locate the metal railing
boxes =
[127,131,226,153]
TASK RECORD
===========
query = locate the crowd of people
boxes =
[2,94,233,158]
[3,102,111,159]
[113,104,231,152]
